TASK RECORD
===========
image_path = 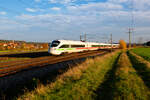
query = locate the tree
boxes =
[119,40,127,50]
[146,41,150,46]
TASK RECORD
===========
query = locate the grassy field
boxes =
[131,47,150,61]
[9,48,150,100]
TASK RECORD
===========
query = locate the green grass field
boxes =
[131,47,150,61]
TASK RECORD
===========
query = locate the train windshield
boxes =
[51,40,60,47]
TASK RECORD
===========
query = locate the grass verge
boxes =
[128,51,150,88]
[18,51,120,100]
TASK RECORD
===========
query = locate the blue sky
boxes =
[0,0,150,43]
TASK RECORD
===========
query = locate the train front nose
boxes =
[49,48,61,55]
[49,48,55,54]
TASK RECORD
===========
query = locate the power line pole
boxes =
[84,33,86,42]
[80,34,82,41]
[128,28,133,48]
[127,0,134,48]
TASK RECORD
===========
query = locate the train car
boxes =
[48,40,119,55]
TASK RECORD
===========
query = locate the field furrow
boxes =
[112,52,150,100]
[128,51,150,88]
[96,52,150,100]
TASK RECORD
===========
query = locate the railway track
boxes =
[0,50,108,77]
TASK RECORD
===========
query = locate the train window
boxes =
[51,41,60,47]
[71,45,85,48]
[92,45,96,47]
[60,45,69,48]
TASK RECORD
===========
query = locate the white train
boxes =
[48,40,119,55]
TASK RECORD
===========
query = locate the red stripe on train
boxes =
[76,47,110,50]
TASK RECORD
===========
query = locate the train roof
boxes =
[56,40,86,45]
[53,40,117,45]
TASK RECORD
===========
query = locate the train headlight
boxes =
[51,48,56,50]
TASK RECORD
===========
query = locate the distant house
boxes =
[3,43,8,47]
[23,43,35,49]
[0,39,48,50]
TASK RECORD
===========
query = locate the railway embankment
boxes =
[0,50,107,100]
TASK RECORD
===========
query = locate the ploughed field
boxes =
[17,47,150,100]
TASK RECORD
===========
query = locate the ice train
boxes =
[48,40,119,55]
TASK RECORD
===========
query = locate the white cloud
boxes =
[51,7,61,11]
[67,2,123,12]
[109,0,150,11]
[108,0,129,3]
[132,0,150,11]
[0,11,7,15]
[26,8,37,12]
[48,0,75,4]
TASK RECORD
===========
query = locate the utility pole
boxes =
[84,33,86,42]
[80,34,82,41]
[128,28,132,48]
[80,34,87,42]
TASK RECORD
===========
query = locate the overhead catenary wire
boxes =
[131,0,136,43]
[80,33,109,43]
